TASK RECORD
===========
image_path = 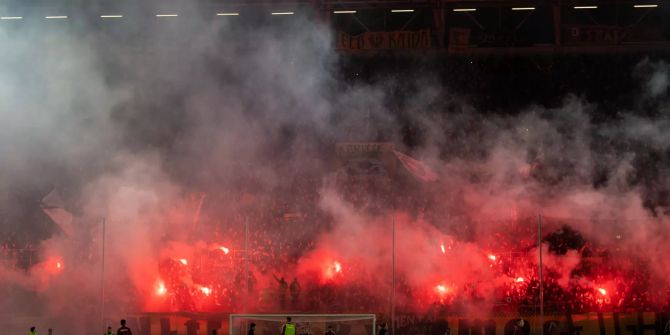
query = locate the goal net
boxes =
[229,314,376,335]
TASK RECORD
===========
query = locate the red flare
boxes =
[324,260,343,280]
[219,246,230,255]
[334,261,342,273]
[179,258,188,266]
[488,254,497,261]
[598,288,607,296]
[440,244,446,254]
[515,277,524,283]
[156,281,167,296]
[200,286,211,296]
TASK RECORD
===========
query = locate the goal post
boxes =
[229,314,376,335]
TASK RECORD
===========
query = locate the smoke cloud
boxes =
[1,2,670,334]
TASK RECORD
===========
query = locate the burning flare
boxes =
[156,281,167,296]
[219,246,230,255]
[179,258,188,266]
[323,260,343,280]
[333,261,342,273]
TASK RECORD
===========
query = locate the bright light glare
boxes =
[100,15,123,18]
[436,285,448,293]
[512,7,535,11]
[271,12,294,15]
[219,246,230,254]
[200,287,211,296]
[333,10,357,14]
[45,16,68,19]
[598,288,607,296]
[488,254,497,261]
[391,9,414,13]
[453,8,477,12]
[516,277,525,283]
[574,6,598,9]
[633,4,658,8]
[334,261,342,273]
[1,16,22,20]
[156,14,178,17]
[156,282,167,295]
[440,244,446,254]
[179,258,188,265]
[216,12,239,16]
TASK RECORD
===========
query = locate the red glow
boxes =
[56,261,62,270]
[141,216,655,313]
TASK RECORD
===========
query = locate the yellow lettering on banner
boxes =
[619,313,639,335]
[574,313,600,335]
[642,312,656,326]
[599,312,616,335]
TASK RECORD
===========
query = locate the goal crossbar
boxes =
[229,313,376,335]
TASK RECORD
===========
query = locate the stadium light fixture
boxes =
[391,9,414,13]
[333,10,357,14]
[45,16,68,19]
[1,16,23,20]
[512,7,535,11]
[216,12,239,16]
[574,6,598,9]
[453,8,477,12]
[271,12,294,15]
[633,4,658,8]
[156,14,178,17]
[100,15,123,18]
